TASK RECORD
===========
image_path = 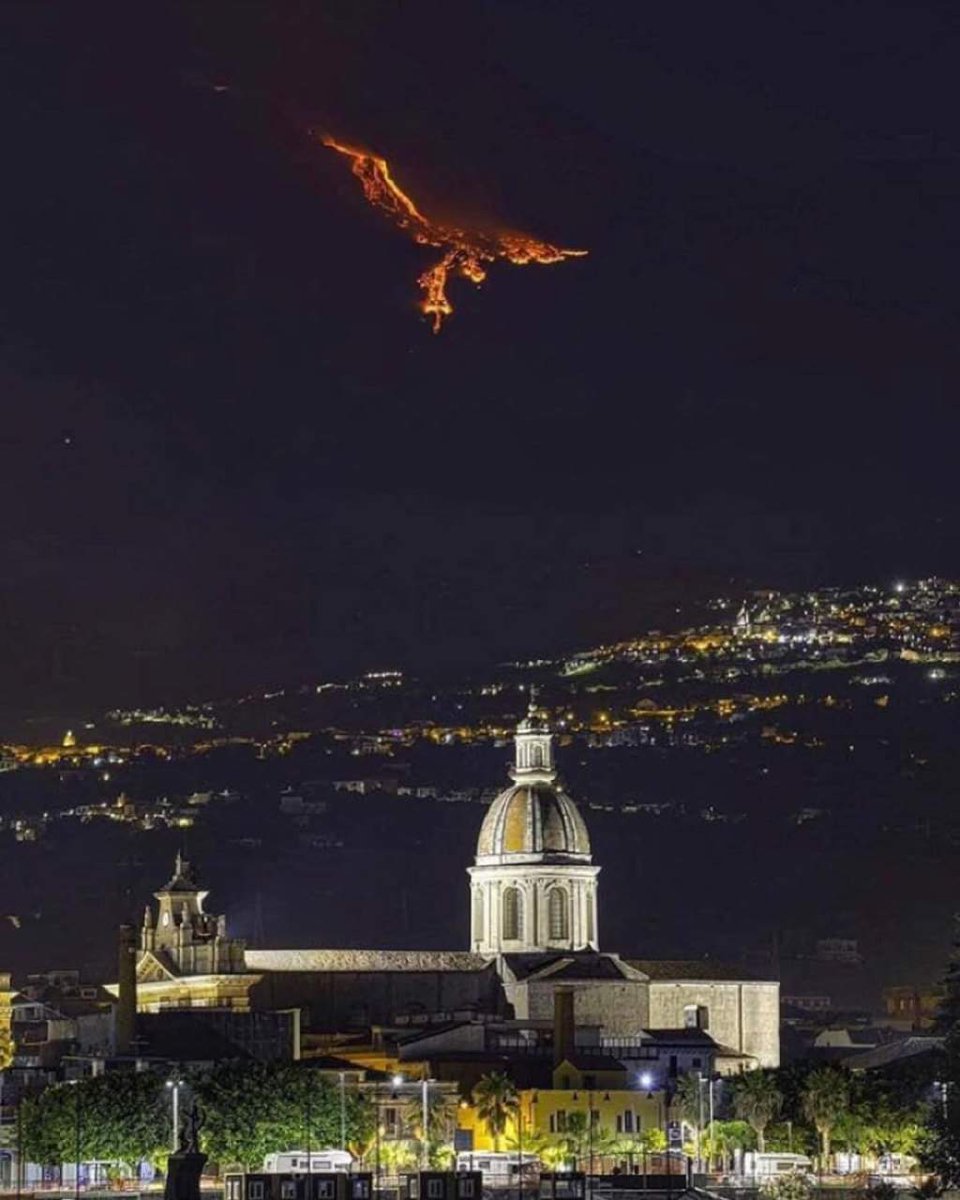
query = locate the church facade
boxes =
[124,703,780,1069]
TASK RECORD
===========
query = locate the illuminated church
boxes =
[122,702,780,1069]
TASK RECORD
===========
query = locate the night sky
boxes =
[2,2,958,716]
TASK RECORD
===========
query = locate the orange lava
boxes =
[322,136,586,332]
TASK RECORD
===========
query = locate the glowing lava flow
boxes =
[322,136,587,332]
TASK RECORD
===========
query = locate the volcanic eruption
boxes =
[322,136,587,332]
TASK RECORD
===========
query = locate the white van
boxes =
[455,1152,540,1184]
[742,1153,814,1181]
[263,1150,355,1174]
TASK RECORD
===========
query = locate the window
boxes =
[548,889,569,941]
[622,1111,635,1134]
[460,1184,475,1199]
[317,1183,335,1200]
[584,1075,596,1090]
[502,887,524,940]
[249,1184,264,1200]
[692,1057,702,1068]
[586,898,595,943]
[551,1111,568,1133]
[427,1182,444,1199]
[473,890,484,938]
[684,1004,709,1030]
[226,1180,242,1200]
[591,1110,600,1126]
[281,1184,296,1200]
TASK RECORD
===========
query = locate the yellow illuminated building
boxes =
[457,1084,662,1154]
[0,973,15,1070]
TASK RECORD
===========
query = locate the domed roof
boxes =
[476,782,591,862]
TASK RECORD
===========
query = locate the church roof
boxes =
[245,949,491,973]
[476,783,591,861]
[503,953,632,982]
[840,1036,944,1071]
[627,959,773,982]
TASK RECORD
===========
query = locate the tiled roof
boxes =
[841,1036,944,1071]
[504,953,629,981]
[627,959,774,982]
[245,949,490,973]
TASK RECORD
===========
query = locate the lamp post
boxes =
[16,1095,23,1200]
[420,1077,432,1171]
[587,1091,594,1200]
[66,1080,82,1200]
[696,1076,704,1174]
[339,1072,347,1155]
[374,1081,381,1193]
[165,1078,183,1154]
[305,1071,312,1174]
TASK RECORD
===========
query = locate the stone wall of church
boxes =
[251,965,504,1031]
[739,982,781,1068]
[512,978,650,1034]
[647,980,780,1068]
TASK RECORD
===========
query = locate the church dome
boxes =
[468,698,600,955]
[476,782,591,862]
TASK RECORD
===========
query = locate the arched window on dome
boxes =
[502,887,523,941]
[530,743,544,768]
[548,887,569,941]
[473,890,484,940]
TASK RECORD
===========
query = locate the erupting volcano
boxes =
[322,136,587,332]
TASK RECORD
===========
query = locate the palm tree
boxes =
[473,1073,518,1152]
[732,1070,782,1153]
[674,1073,703,1128]
[802,1067,850,1165]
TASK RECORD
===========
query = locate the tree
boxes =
[413,1090,456,1168]
[934,916,960,1035]
[473,1073,518,1153]
[702,1120,756,1171]
[920,920,960,1187]
[21,1073,169,1172]
[674,1073,704,1130]
[802,1067,850,1163]
[192,1062,374,1169]
[732,1071,783,1153]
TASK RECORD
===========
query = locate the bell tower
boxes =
[141,854,246,976]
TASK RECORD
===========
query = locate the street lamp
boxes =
[375,1074,403,1191]
[420,1078,434,1172]
[165,1078,183,1154]
[65,1080,81,1200]
[339,1072,347,1155]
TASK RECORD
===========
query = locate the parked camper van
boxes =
[741,1153,814,1182]
[263,1151,355,1174]
[455,1153,540,1185]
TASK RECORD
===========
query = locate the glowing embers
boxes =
[323,136,586,332]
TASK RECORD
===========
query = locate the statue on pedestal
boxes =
[164,1100,207,1200]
